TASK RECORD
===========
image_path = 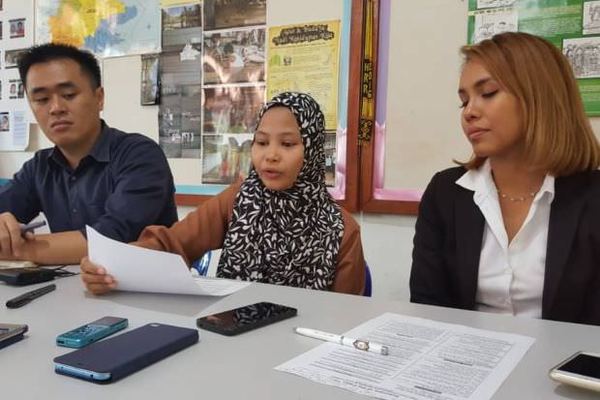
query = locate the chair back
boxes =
[191,251,212,276]
[363,263,372,297]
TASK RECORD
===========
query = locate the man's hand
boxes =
[0,212,28,259]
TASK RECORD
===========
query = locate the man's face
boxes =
[25,58,104,153]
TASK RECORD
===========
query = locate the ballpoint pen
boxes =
[5,283,56,308]
[20,220,47,234]
[294,327,389,355]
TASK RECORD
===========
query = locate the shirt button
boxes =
[70,176,76,181]
[72,209,77,213]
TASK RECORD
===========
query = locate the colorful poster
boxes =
[35,0,161,57]
[267,20,341,130]
[467,0,600,115]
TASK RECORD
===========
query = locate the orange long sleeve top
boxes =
[134,183,366,295]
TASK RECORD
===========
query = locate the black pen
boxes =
[5,284,56,308]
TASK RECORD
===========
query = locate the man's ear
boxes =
[96,86,105,111]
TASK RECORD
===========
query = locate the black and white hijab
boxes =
[217,92,344,290]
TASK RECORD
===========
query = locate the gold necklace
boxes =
[497,190,536,202]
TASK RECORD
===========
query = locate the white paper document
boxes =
[86,226,250,296]
[276,313,535,400]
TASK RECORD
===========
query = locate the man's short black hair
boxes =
[18,43,102,89]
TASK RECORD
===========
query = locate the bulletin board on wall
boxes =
[468,0,600,115]
[358,0,600,215]
[101,0,358,208]
[0,0,362,211]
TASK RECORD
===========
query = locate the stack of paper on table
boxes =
[86,226,250,296]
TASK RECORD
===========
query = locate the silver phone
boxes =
[0,323,28,349]
[549,351,600,392]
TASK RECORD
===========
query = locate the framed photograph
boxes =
[203,28,265,85]
[203,85,265,134]
[5,49,26,69]
[563,36,600,79]
[9,18,25,39]
[0,112,10,132]
[162,4,202,31]
[159,83,202,159]
[204,0,266,30]
[324,132,337,187]
[141,54,160,105]
[8,79,23,99]
[201,134,253,184]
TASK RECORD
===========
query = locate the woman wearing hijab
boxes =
[81,92,366,295]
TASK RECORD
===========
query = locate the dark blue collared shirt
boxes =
[0,121,178,242]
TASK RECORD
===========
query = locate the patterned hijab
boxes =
[217,92,344,290]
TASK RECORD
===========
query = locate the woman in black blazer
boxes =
[410,32,600,325]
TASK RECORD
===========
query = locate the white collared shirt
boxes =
[456,160,555,318]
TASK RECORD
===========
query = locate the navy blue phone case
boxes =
[53,323,199,383]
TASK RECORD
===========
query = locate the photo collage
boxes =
[0,0,32,141]
[157,0,267,186]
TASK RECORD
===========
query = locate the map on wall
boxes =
[35,0,161,57]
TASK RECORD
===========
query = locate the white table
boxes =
[1,272,599,399]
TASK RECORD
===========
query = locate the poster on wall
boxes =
[194,0,267,183]
[0,0,34,150]
[141,54,160,105]
[467,0,600,115]
[267,21,341,132]
[203,0,266,31]
[201,84,265,184]
[158,3,203,159]
[203,27,266,85]
[35,0,161,57]
[267,20,341,186]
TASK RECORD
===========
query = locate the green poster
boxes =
[467,0,600,115]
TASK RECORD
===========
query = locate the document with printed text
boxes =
[276,313,535,400]
[86,226,250,296]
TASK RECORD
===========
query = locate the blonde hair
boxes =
[458,32,600,175]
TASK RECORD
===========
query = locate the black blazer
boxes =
[410,167,600,326]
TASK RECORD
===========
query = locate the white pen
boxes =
[294,327,389,356]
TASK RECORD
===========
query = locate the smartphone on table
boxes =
[54,323,199,383]
[56,316,128,348]
[196,301,297,336]
[549,351,600,392]
[0,323,28,349]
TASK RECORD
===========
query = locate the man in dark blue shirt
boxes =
[0,43,177,265]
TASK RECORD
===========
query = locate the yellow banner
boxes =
[267,20,340,130]
[160,0,198,7]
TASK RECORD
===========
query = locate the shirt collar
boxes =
[456,159,555,204]
[47,120,111,168]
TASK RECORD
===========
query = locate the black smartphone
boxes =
[196,302,297,336]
